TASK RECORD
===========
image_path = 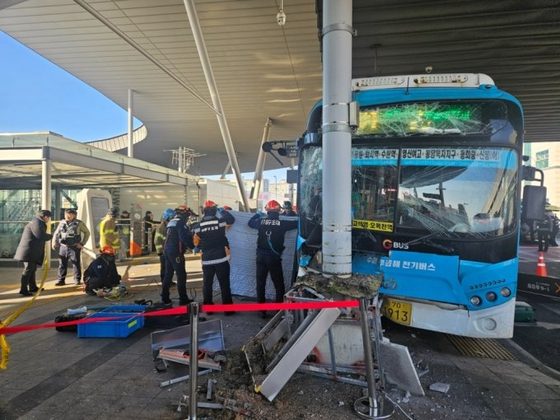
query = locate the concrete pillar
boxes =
[321,0,353,275]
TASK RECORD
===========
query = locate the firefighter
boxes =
[191,201,235,312]
[248,200,298,318]
[161,205,194,305]
[282,201,297,216]
[99,207,120,255]
[52,208,91,286]
[84,245,121,295]
[155,208,175,284]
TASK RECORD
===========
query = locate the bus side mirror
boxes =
[522,166,536,181]
[522,185,547,220]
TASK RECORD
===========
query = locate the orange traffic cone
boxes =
[536,252,548,277]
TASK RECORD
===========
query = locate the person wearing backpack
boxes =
[248,200,298,318]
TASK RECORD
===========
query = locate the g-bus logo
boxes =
[382,239,409,250]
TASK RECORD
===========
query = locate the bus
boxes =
[297,73,527,338]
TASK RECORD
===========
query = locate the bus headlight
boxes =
[470,296,482,306]
[500,287,511,297]
[486,292,497,302]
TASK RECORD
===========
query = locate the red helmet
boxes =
[100,245,115,255]
[204,200,217,208]
[222,205,232,210]
[175,204,188,213]
[265,200,281,212]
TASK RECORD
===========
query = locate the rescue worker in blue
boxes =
[191,201,235,312]
[161,205,194,305]
[248,200,298,318]
[52,208,91,286]
[84,245,121,295]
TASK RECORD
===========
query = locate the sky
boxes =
[0,31,288,181]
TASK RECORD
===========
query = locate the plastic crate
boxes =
[77,311,144,338]
[101,305,146,314]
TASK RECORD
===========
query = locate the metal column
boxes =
[42,146,52,267]
[41,147,52,211]
[183,0,251,212]
[251,118,272,200]
[127,89,134,158]
[321,0,353,275]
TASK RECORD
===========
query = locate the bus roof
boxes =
[353,74,495,91]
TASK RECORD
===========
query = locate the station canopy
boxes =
[0,1,559,176]
[0,132,195,190]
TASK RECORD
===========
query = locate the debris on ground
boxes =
[293,272,382,298]
[429,382,451,393]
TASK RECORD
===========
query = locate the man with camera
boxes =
[52,208,91,286]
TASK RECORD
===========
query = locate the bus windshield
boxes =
[350,146,518,239]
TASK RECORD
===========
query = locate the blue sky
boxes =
[0,31,138,141]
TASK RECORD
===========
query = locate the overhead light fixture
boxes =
[277,0,286,26]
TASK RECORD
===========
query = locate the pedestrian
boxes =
[99,207,120,254]
[118,210,131,261]
[155,208,175,284]
[52,208,91,286]
[538,212,552,252]
[191,201,235,313]
[84,245,121,295]
[281,201,297,216]
[550,213,559,246]
[143,210,154,252]
[14,209,53,296]
[161,205,194,305]
[248,200,298,318]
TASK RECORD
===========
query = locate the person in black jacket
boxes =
[281,201,297,216]
[14,209,53,296]
[162,205,194,305]
[248,200,298,317]
[191,201,235,311]
[538,212,553,252]
[84,245,122,295]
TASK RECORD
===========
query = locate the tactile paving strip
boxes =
[446,335,517,360]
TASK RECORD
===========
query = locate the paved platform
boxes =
[0,256,560,419]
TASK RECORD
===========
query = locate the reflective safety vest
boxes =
[99,216,120,250]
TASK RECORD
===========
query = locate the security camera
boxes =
[277,9,286,26]
[425,66,433,74]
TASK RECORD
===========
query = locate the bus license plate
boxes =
[383,299,412,326]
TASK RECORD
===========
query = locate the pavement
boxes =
[0,254,560,419]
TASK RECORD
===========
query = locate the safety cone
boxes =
[536,252,548,277]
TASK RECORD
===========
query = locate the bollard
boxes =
[189,302,199,420]
[354,298,394,419]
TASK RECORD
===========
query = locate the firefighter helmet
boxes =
[265,200,281,212]
[100,245,115,255]
[204,200,217,208]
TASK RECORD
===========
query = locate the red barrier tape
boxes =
[0,300,358,335]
